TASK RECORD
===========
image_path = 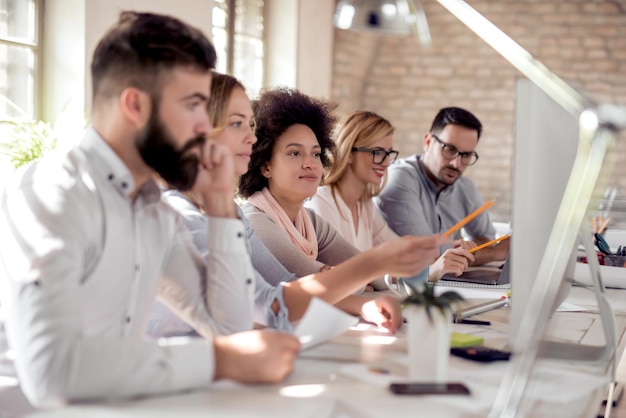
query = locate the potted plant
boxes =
[402,281,464,382]
[0,117,58,171]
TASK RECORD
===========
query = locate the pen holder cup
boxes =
[604,255,626,268]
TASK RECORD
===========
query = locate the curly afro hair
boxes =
[238,87,337,198]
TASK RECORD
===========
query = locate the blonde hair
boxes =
[207,71,246,137]
[179,71,246,209]
[326,110,394,203]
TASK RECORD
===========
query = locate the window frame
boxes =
[0,0,43,119]
[212,0,265,94]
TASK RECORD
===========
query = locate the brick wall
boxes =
[331,0,626,227]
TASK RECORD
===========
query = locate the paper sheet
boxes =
[293,297,359,351]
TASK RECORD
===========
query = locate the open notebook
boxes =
[437,257,511,289]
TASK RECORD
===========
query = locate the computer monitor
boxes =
[509,78,578,351]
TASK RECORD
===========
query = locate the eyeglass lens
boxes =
[432,134,478,165]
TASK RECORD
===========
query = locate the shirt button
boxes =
[135,264,140,272]
[126,316,131,323]
[237,232,243,238]
[246,278,252,285]
[108,174,114,181]
[121,182,128,189]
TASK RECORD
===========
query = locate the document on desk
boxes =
[293,297,359,351]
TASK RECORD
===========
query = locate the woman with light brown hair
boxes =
[155,73,448,335]
[306,110,474,282]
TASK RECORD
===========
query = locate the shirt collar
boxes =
[417,155,445,195]
[79,126,161,203]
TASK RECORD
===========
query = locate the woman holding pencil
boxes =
[305,110,475,282]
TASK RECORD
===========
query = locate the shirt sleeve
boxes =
[308,210,361,266]
[159,212,256,337]
[243,206,327,277]
[241,209,297,287]
[376,164,435,237]
[0,169,214,407]
[459,180,497,241]
[253,272,293,332]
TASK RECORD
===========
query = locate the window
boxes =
[212,0,264,96]
[0,0,41,118]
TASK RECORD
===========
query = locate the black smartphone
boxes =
[389,382,470,396]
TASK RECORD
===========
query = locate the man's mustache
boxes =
[444,165,461,174]
[179,135,207,155]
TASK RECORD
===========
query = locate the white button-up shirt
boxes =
[0,128,255,406]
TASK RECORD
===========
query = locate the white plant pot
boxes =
[405,306,451,382]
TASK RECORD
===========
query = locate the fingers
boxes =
[200,139,230,170]
[440,248,474,277]
[213,330,300,384]
[453,239,476,251]
[361,297,402,334]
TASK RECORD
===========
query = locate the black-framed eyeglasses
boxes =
[352,147,399,164]
[430,134,479,166]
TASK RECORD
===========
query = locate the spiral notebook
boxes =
[452,297,508,320]
[437,258,511,289]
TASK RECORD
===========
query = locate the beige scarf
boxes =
[248,188,318,260]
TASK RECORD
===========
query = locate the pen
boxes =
[468,234,511,253]
[445,200,494,237]
[456,319,491,326]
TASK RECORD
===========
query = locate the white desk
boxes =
[4,286,626,418]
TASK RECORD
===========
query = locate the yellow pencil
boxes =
[468,234,511,253]
[598,217,611,235]
[445,200,494,237]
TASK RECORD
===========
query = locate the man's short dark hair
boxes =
[429,107,483,139]
[91,11,217,104]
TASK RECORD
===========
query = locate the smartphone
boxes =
[389,382,470,396]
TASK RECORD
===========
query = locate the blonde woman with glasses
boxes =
[306,111,474,283]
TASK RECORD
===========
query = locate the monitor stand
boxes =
[491,117,623,418]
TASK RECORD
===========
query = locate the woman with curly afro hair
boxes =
[238,87,369,281]
[154,78,448,336]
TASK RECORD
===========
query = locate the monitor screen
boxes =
[509,78,579,351]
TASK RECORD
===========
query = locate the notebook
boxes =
[452,297,508,320]
[438,257,511,289]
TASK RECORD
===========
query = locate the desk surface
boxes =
[4,286,626,418]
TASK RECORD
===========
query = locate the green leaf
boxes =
[401,281,465,324]
[0,118,57,170]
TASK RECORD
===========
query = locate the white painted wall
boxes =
[41,0,334,121]
[264,0,297,90]
[296,0,334,98]
[265,0,334,98]
[41,0,85,124]
[42,0,213,124]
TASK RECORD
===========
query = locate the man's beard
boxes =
[136,110,206,191]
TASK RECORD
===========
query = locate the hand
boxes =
[319,264,333,272]
[195,140,237,217]
[195,139,235,194]
[360,295,402,334]
[429,247,475,280]
[375,235,449,278]
[452,239,477,251]
[213,330,300,383]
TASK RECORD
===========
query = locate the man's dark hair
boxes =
[91,11,217,104]
[238,87,337,198]
[429,107,483,139]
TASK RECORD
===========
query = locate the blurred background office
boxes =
[1,0,625,224]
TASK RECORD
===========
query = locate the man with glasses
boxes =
[376,107,509,266]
